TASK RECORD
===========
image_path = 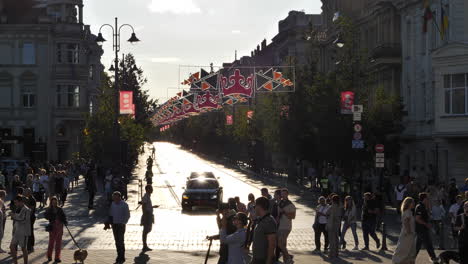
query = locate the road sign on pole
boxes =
[353,112,362,121]
[375,144,384,153]
[352,140,364,149]
[353,132,362,140]
[353,124,362,132]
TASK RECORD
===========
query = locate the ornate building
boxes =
[0,0,103,161]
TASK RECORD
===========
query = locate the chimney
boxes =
[261,39,267,50]
[251,51,254,57]
[257,45,260,52]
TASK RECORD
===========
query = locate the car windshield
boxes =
[187,180,219,189]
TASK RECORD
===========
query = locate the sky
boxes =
[83,0,323,102]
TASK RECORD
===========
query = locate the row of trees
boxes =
[83,54,157,169]
[162,18,404,180]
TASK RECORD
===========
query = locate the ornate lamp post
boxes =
[96,17,140,168]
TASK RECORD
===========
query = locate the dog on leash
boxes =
[73,249,88,264]
[439,250,460,264]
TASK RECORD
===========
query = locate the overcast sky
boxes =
[83,0,322,101]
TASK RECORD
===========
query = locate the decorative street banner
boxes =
[120,91,133,114]
[154,65,296,127]
[255,67,295,93]
[340,91,355,114]
[226,115,233,125]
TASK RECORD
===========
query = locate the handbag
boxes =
[45,223,53,232]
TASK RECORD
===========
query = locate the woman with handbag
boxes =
[44,196,67,263]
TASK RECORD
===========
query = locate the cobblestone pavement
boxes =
[0,142,451,263]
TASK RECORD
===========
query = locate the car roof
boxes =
[188,177,218,183]
[189,172,215,178]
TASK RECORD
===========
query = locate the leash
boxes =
[65,224,82,251]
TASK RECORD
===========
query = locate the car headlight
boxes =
[182,195,189,200]
[210,194,218,199]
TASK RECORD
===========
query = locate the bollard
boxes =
[381,222,388,250]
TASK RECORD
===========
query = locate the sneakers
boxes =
[361,246,369,250]
[312,248,321,253]
[352,246,359,250]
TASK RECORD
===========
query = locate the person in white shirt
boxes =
[449,195,463,248]
[10,195,31,264]
[431,199,445,249]
[313,196,330,252]
[394,179,407,215]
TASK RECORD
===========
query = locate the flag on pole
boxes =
[423,0,433,33]
[440,2,449,39]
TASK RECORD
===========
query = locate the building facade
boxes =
[400,0,468,184]
[0,0,103,162]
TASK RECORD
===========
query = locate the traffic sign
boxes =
[375,144,384,153]
[353,112,362,121]
[376,158,385,163]
[353,132,362,140]
[376,163,384,168]
[352,105,363,113]
[353,124,362,132]
[352,140,364,149]
[376,153,385,158]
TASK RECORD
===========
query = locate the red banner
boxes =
[226,115,233,125]
[120,91,133,114]
[247,110,254,119]
[340,91,354,114]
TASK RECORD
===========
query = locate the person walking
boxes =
[414,192,438,263]
[87,168,97,210]
[313,196,329,253]
[395,179,407,216]
[105,191,130,264]
[454,201,468,264]
[235,196,247,213]
[24,189,36,252]
[277,189,296,264]
[10,195,31,264]
[251,197,277,264]
[340,196,359,250]
[327,195,342,259]
[430,199,445,249]
[141,185,159,252]
[392,197,417,264]
[219,212,248,264]
[361,192,381,250]
[44,196,67,263]
[449,195,463,248]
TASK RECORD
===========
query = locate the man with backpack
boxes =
[277,189,296,264]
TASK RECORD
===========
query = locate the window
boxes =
[57,43,79,64]
[21,78,36,108]
[22,43,35,65]
[444,73,468,115]
[89,64,94,79]
[56,85,80,107]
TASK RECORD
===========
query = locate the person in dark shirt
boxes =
[414,192,438,263]
[207,203,237,264]
[448,179,459,205]
[24,188,36,252]
[454,201,468,264]
[361,192,380,250]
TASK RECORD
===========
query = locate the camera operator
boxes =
[207,203,237,264]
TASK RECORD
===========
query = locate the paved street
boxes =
[0,142,442,263]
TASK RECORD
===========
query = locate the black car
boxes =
[181,177,223,211]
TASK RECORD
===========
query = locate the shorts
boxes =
[11,235,28,249]
[277,229,291,248]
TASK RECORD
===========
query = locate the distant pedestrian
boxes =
[327,195,341,259]
[392,197,416,264]
[0,191,4,253]
[141,185,159,252]
[24,189,36,252]
[44,196,67,263]
[87,169,97,210]
[448,179,459,204]
[431,199,445,249]
[449,195,463,248]
[105,191,130,264]
[414,192,438,263]
[251,197,277,264]
[277,189,296,264]
[10,195,31,264]
[454,201,468,264]
[235,196,247,213]
[394,179,407,215]
[313,196,329,253]
[361,192,380,250]
[340,196,359,250]
[247,194,256,221]
[460,178,468,193]
[219,212,248,264]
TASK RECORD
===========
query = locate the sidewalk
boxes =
[0,249,443,264]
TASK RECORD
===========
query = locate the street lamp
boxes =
[96,17,141,169]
